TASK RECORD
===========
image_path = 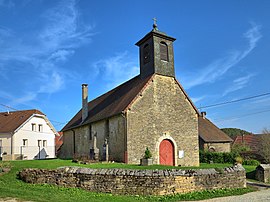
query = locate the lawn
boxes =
[0,159,255,202]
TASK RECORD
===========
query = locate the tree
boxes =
[221,128,250,140]
[259,129,270,163]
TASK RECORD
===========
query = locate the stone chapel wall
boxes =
[127,74,199,166]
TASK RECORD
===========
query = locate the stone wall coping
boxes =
[49,164,245,177]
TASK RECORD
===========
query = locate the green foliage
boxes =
[234,156,243,164]
[199,150,238,164]
[0,159,256,202]
[232,144,251,153]
[259,129,270,163]
[144,147,152,159]
[243,159,260,166]
[221,128,250,139]
[154,188,254,201]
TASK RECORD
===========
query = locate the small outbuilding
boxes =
[255,164,270,183]
[198,115,233,152]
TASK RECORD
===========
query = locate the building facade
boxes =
[61,25,200,166]
[0,109,57,160]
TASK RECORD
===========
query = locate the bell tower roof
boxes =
[136,20,176,79]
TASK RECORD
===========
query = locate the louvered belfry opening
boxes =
[160,41,168,61]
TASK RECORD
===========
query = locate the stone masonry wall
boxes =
[18,164,246,196]
[203,142,231,153]
[60,125,91,159]
[127,74,199,166]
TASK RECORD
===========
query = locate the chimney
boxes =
[201,111,206,119]
[82,84,88,122]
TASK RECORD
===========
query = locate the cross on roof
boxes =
[152,17,158,30]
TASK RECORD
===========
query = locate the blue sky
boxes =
[0,0,269,133]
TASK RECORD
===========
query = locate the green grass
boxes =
[0,160,254,202]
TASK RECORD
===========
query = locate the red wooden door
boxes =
[159,139,174,166]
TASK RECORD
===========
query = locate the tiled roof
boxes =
[199,116,233,143]
[62,74,200,132]
[62,75,154,131]
[55,131,63,151]
[0,109,44,133]
[233,134,260,152]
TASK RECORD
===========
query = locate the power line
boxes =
[0,103,66,126]
[0,103,18,111]
[214,108,270,123]
[200,92,270,109]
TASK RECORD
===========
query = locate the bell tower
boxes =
[136,19,176,78]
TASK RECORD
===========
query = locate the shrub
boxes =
[199,150,238,164]
[144,147,152,159]
[234,156,243,164]
[243,159,260,166]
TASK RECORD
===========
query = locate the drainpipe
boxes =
[10,132,13,155]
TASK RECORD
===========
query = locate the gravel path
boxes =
[186,189,270,202]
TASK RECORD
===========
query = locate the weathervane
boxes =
[152,17,158,31]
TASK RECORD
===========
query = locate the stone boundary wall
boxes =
[18,164,246,196]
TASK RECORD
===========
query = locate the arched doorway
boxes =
[159,139,174,166]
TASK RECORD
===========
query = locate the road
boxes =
[188,189,270,202]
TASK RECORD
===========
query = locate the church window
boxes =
[143,44,150,64]
[89,125,92,140]
[106,120,109,138]
[160,41,168,61]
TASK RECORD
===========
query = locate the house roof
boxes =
[55,131,63,150]
[0,109,44,133]
[233,134,260,152]
[198,116,233,143]
[62,74,200,132]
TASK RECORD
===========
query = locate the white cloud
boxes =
[92,52,139,88]
[49,49,75,62]
[0,0,94,106]
[222,73,255,96]
[39,0,93,50]
[190,96,206,103]
[38,71,65,94]
[182,23,262,89]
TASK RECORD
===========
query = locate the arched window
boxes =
[160,41,168,61]
[208,146,216,152]
[143,44,150,64]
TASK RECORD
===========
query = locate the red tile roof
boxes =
[0,109,44,133]
[199,116,233,143]
[233,134,260,152]
[55,131,63,151]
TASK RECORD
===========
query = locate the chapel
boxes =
[61,23,200,166]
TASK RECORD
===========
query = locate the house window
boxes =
[38,140,42,147]
[160,41,168,61]
[23,139,28,147]
[32,123,36,131]
[43,140,47,147]
[38,124,43,132]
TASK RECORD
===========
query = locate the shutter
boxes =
[160,42,168,61]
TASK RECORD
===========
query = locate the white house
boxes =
[0,109,58,160]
